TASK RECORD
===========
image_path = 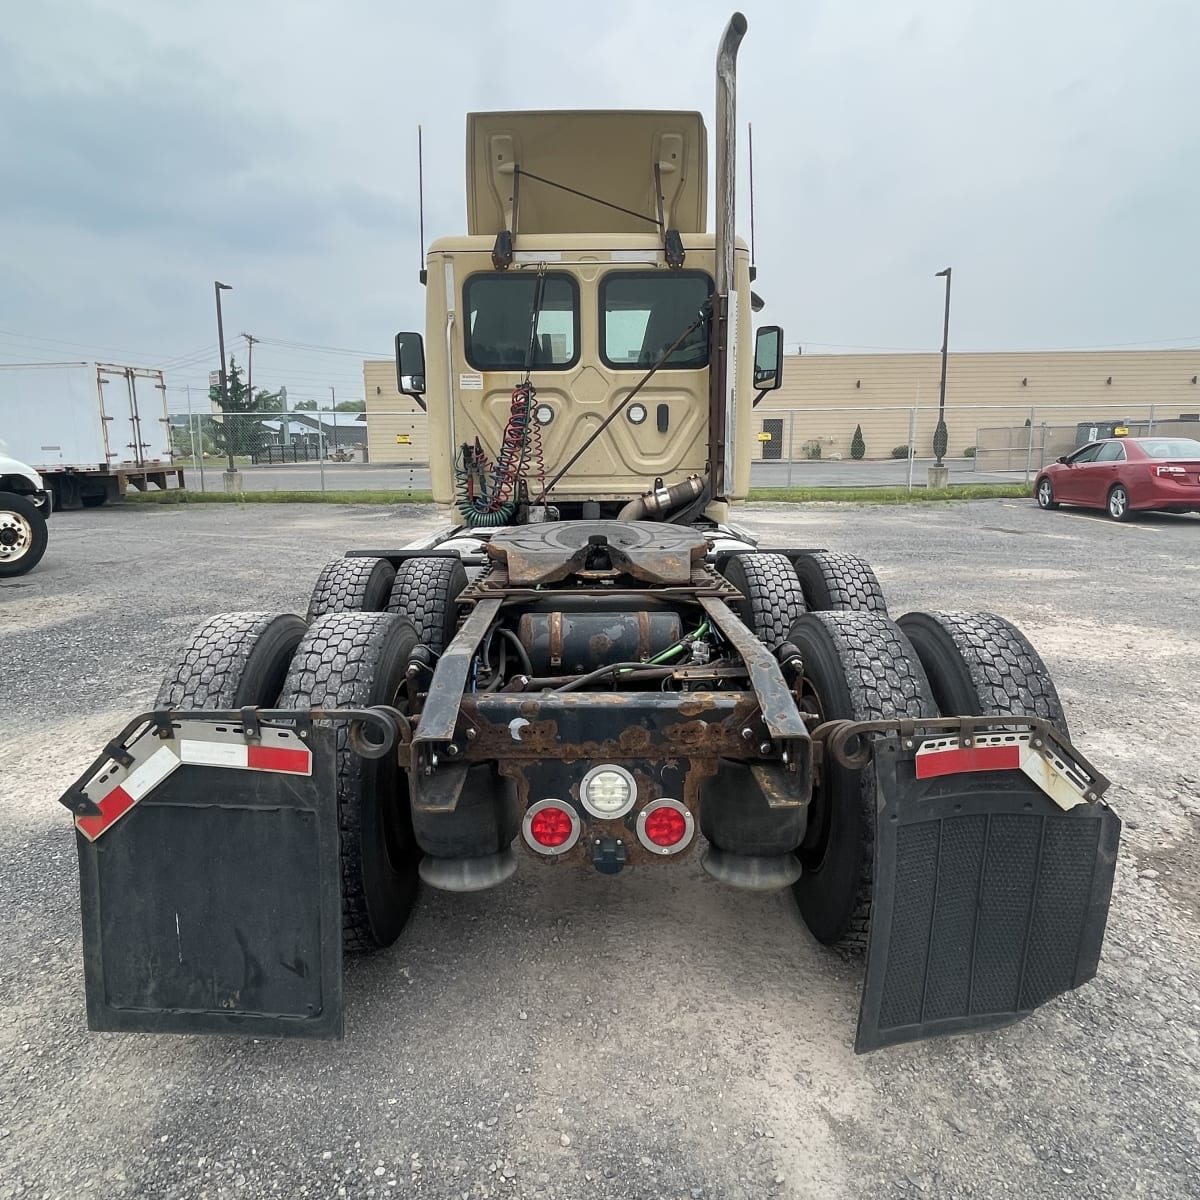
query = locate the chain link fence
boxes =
[167,409,429,494]
[165,401,1200,494]
[751,402,1200,486]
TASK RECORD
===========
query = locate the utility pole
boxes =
[330,387,336,459]
[214,281,235,481]
[242,333,258,406]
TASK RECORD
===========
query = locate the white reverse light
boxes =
[579,764,636,819]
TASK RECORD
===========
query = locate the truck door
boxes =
[96,366,169,468]
[97,366,142,467]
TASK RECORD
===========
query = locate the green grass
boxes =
[747,483,1033,503]
[125,489,433,505]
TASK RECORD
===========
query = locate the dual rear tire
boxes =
[156,606,431,955]
[787,607,1067,952]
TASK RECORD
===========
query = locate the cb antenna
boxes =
[748,122,757,281]
[418,125,427,285]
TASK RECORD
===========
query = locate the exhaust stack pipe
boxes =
[708,11,748,496]
[714,12,747,300]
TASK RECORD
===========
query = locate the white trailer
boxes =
[0,362,183,508]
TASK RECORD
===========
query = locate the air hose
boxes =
[454,382,542,525]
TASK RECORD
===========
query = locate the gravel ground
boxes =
[1,499,1198,1200]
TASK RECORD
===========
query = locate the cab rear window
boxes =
[601,271,712,369]
[463,273,579,371]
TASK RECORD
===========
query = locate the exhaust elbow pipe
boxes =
[618,474,707,522]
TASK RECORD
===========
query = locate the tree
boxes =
[294,399,318,411]
[334,399,366,412]
[214,358,272,457]
[254,388,285,413]
[850,423,866,460]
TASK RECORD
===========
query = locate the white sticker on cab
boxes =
[460,373,484,391]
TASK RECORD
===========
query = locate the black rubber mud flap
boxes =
[855,736,1120,1053]
[75,727,343,1039]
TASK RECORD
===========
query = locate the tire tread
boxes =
[307,557,396,622]
[724,552,807,646]
[794,551,888,614]
[155,612,304,708]
[387,557,467,652]
[279,612,418,954]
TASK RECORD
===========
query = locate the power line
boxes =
[254,336,391,357]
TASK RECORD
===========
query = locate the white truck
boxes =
[0,450,51,576]
[0,362,182,509]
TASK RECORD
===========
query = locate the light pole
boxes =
[214,281,234,474]
[933,267,952,469]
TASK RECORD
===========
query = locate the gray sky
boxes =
[2,0,1197,409]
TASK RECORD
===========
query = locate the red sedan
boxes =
[1035,436,1200,521]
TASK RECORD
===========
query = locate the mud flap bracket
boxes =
[856,735,1120,1053]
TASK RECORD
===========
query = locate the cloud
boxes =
[0,0,1197,395]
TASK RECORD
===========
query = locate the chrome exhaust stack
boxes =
[708,12,748,496]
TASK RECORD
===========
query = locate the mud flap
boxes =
[855,736,1120,1053]
[73,724,343,1038]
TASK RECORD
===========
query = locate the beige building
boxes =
[364,347,1200,468]
[756,348,1200,464]
[363,361,431,464]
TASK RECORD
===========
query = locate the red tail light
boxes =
[635,798,695,855]
[522,800,581,856]
[1156,464,1187,477]
[530,808,573,846]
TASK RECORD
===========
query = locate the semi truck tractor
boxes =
[60,13,1118,1051]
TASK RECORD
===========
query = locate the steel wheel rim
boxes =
[1110,488,1126,517]
[0,511,32,562]
[1037,480,1052,506]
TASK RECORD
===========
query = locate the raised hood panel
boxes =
[466,110,707,236]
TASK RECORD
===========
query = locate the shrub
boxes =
[802,439,822,460]
[850,424,866,460]
[963,446,976,458]
[891,444,911,459]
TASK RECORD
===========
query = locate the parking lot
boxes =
[2,499,1198,1199]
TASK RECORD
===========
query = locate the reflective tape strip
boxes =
[915,743,1021,779]
[914,735,1089,812]
[246,744,311,774]
[75,745,181,841]
[180,738,311,776]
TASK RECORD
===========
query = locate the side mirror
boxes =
[395,332,427,406]
[752,325,783,397]
[1057,455,1069,465]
